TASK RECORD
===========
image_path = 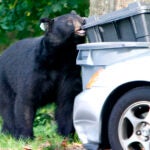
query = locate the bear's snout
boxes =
[74,20,85,36]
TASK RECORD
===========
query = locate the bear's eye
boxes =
[67,20,73,26]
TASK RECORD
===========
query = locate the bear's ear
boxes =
[71,10,77,15]
[40,18,54,32]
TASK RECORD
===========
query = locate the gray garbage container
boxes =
[82,2,150,42]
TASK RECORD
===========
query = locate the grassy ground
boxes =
[0,104,84,150]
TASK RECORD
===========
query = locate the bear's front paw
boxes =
[1,124,15,136]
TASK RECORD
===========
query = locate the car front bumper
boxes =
[73,87,108,149]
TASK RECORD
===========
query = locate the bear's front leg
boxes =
[55,68,82,136]
[14,96,35,139]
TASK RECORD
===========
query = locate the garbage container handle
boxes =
[76,50,94,65]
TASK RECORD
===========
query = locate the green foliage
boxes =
[34,103,56,127]
[0,0,89,51]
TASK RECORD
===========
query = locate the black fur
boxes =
[0,12,85,139]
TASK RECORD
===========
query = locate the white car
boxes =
[73,42,150,150]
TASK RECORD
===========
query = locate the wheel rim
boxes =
[118,101,150,150]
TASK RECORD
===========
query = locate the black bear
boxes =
[0,11,85,139]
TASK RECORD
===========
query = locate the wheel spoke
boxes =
[122,134,150,150]
[122,134,139,149]
[124,108,142,128]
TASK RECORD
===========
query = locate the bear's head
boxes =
[40,11,85,45]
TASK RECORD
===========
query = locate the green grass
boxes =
[0,104,80,150]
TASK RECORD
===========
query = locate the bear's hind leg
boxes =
[0,83,16,136]
[14,95,36,139]
[1,102,15,136]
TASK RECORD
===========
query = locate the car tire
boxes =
[108,86,150,150]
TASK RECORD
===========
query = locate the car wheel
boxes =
[108,86,150,150]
